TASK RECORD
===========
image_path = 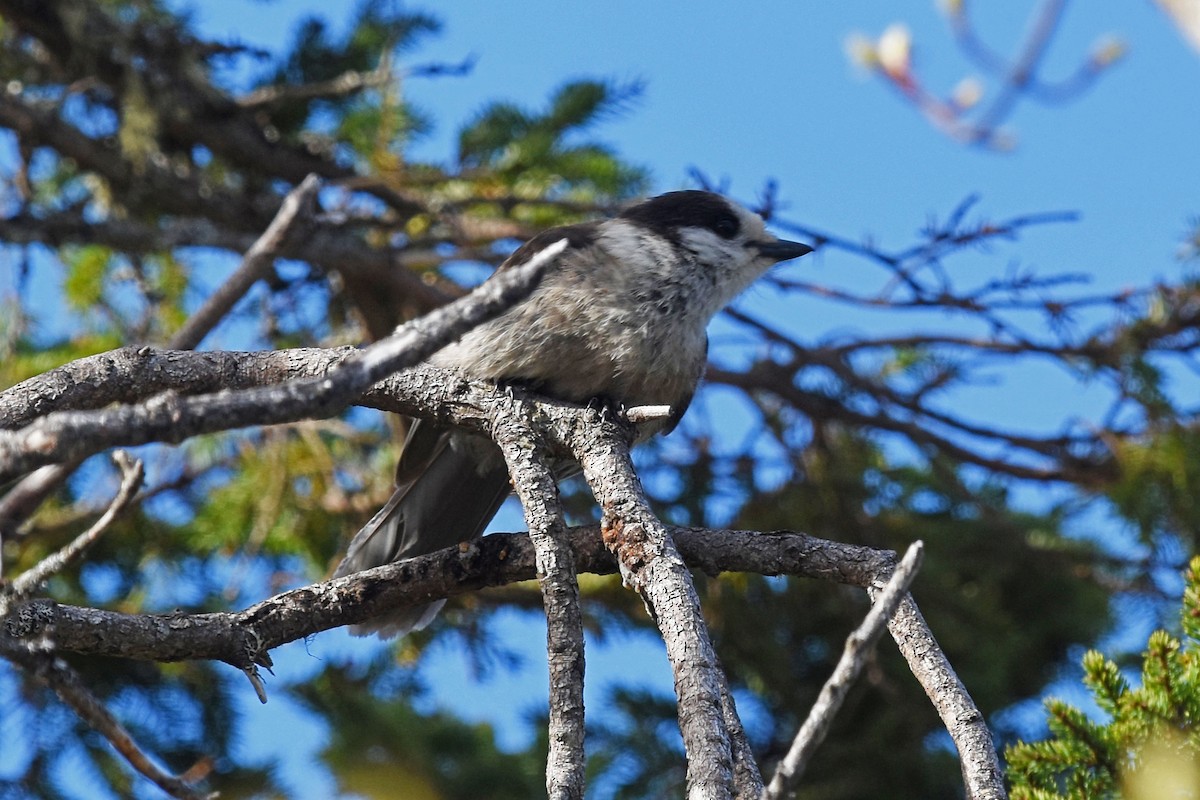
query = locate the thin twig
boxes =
[3,452,144,609]
[237,66,394,108]
[763,541,925,799]
[0,639,214,799]
[236,57,475,109]
[169,175,321,351]
[0,462,77,539]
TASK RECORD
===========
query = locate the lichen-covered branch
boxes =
[492,402,587,800]
[0,527,863,664]
[883,593,1006,800]
[2,524,1001,799]
[561,410,735,799]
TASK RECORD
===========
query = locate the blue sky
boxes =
[6,2,1200,796]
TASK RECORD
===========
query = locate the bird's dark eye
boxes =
[711,215,739,239]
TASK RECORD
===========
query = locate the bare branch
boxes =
[851,0,1122,149]
[770,204,1078,277]
[492,400,587,800]
[0,240,566,481]
[0,205,451,314]
[168,174,321,350]
[562,412,736,798]
[2,452,143,610]
[764,541,925,799]
[0,527,883,666]
[708,365,1100,484]
[2,526,1001,798]
[884,595,1006,800]
[949,0,1117,104]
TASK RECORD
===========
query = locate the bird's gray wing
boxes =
[334,420,512,637]
[662,336,707,435]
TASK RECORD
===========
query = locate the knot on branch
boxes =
[238,627,273,671]
[600,514,649,579]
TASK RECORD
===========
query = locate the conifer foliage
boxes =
[1008,557,1200,799]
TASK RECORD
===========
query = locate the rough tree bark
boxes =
[2,345,1008,800]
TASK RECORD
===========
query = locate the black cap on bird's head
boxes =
[620,190,812,264]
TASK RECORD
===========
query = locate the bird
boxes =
[334,190,813,637]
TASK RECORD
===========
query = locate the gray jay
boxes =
[335,190,813,636]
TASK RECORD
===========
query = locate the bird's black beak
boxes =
[755,238,814,263]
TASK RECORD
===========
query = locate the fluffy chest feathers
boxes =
[431,227,713,409]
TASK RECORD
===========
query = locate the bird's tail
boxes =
[333,425,511,638]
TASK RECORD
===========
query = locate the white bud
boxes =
[877,23,913,78]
